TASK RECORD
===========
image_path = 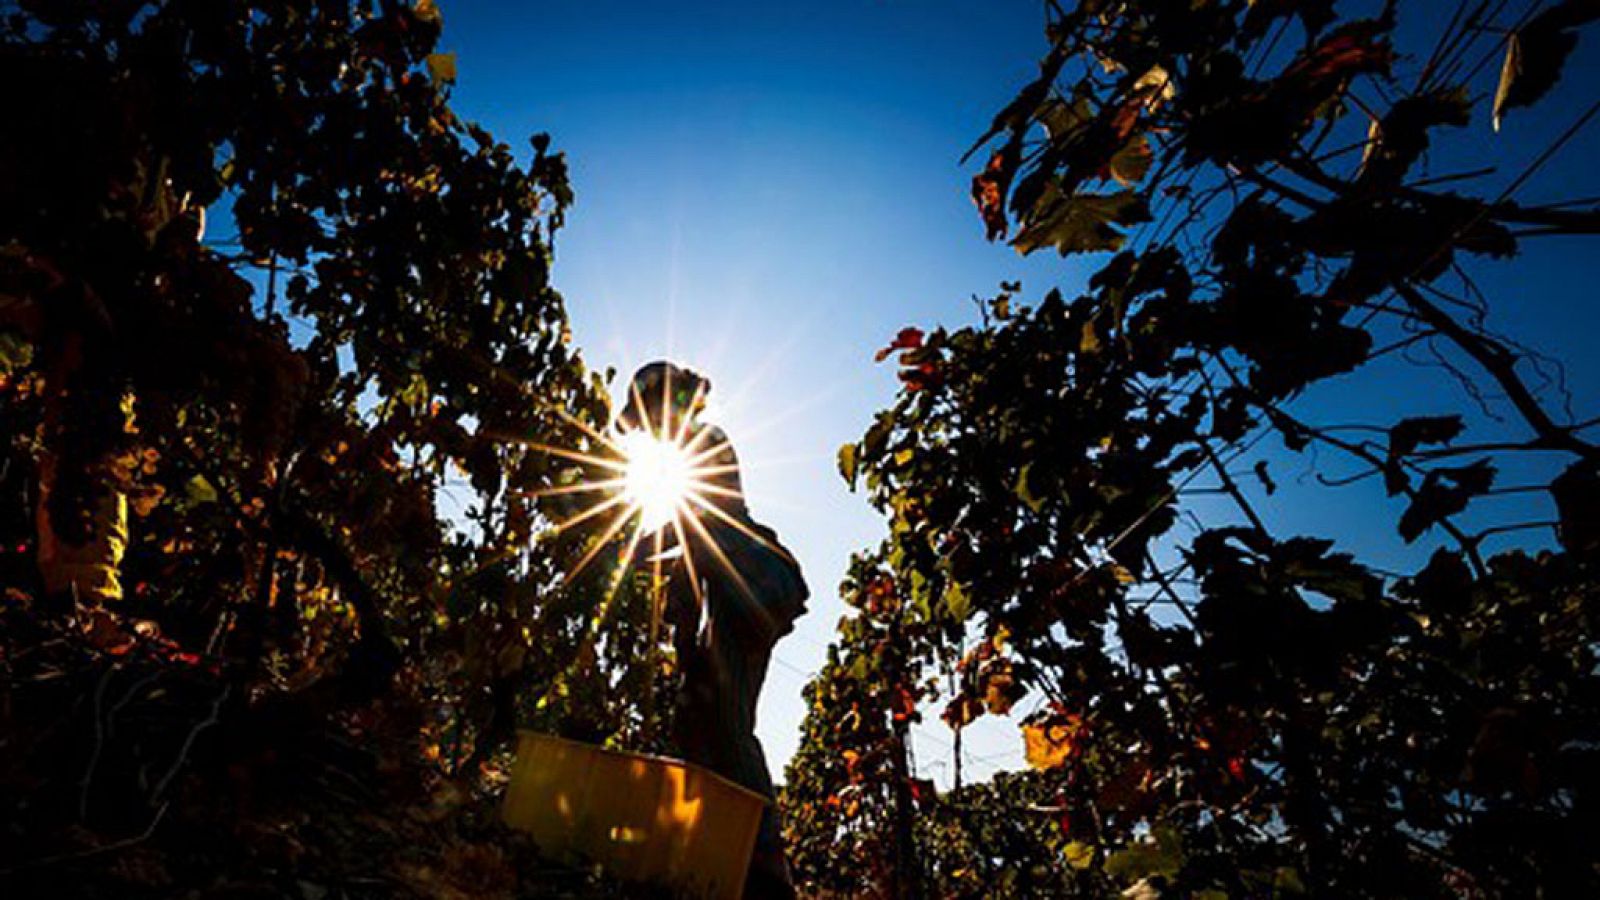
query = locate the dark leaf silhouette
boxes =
[1012,190,1151,256]
[791,2,1600,896]
[1493,0,1600,131]
[1398,460,1495,542]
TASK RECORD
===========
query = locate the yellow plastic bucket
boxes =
[502,731,765,900]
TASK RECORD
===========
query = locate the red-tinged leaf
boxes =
[875,327,925,362]
[899,360,942,392]
[1108,98,1143,143]
[908,777,935,807]
[1284,21,1394,87]
[971,147,1017,240]
[893,686,917,719]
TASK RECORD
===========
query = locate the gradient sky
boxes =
[431,1,1600,783]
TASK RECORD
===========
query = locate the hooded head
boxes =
[616,360,710,437]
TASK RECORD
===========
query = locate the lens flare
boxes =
[619,429,693,534]
[493,366,798,678]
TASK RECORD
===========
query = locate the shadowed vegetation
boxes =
[786,2,1600,897]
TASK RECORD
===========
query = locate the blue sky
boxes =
[438,0,1076,779]
[433,1,1600,781]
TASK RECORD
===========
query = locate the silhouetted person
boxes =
[617,361,807,899]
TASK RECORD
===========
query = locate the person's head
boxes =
[616,360,710,436]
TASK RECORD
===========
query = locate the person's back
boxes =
[674,490,808,753]
[618,362,806,898]
[673,501,806,899]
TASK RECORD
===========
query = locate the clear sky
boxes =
[433,1,1600,783]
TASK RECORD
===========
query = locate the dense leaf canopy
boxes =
[0,2,685,886]
[786,1,1600,896]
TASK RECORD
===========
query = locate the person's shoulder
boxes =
[692,422,739,461]
[696,421,733,444]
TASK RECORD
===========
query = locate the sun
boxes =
[488,366,796,667]
[617,429,694,534]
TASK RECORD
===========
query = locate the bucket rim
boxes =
[513,730,772,807]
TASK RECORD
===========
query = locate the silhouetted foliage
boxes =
[789,1,1600,896]
[0,1,675,890]
[783,552,930,897]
